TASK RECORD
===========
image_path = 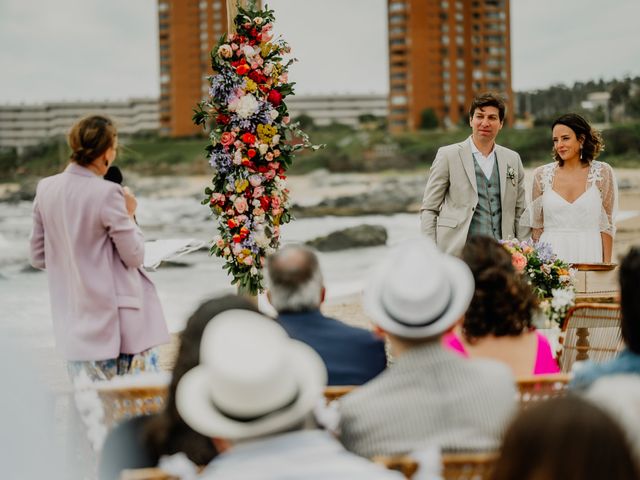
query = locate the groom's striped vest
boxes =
[468,158,502,241]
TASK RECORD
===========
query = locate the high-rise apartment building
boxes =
[159,1,261,137]
[388,0,513,133]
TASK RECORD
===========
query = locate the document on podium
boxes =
[143,238,207,270]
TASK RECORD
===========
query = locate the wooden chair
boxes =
[73,374,170,451]
[95,383,169,429]
[516,374,570,409]
[373,452,498,479]
[120,468,178,480]
[558,303,623,373]
[323,385,355,404]
[441,452,499,480]
[372,455,419,479]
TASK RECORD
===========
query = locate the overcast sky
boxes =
[0,0,639,104]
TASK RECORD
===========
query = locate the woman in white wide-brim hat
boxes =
[176,309,327,440]
[174,310,405,479]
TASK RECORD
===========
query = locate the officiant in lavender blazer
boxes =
[420,93,529,256]
[29,115,169,381]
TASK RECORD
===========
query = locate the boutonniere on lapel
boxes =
[507,166,516,187]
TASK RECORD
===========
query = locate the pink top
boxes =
[442,331,560,375]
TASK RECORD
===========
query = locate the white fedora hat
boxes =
[364,237,474,339]
[175,310,327,440]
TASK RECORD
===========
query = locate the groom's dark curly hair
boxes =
[469,93,506,122]
[461,235,539,342]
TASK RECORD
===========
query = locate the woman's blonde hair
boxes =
[68,115,117,166]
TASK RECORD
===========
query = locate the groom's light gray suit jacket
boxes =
[420,137,529,255]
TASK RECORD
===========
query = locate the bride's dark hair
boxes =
[551,113,604,166]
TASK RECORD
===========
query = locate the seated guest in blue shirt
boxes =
[266,244,387,386]
[571,246,640,390]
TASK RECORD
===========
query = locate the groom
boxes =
[420,93,529,255]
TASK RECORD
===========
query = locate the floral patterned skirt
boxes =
[67,347,160,383]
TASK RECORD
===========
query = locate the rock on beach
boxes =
[306,224,388,252]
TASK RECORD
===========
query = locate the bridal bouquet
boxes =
[501,239,576,327]
[194,1,319,294]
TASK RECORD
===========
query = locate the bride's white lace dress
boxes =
[522,161,617,263]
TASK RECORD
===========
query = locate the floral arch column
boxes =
[194,1,319,295]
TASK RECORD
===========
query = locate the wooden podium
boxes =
[572,263,619,303]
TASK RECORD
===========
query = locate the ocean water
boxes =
[3,197,637,346]
[0,198,419,344]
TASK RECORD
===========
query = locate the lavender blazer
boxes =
[29,163,170,361]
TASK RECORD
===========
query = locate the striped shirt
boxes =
[339,341,517,458]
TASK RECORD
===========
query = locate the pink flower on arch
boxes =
[220,132,235,147]
[234,196,248,214]
[248,174,263,187]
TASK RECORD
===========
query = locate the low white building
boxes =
[286,94,388,127]
[0,98,159,152]
[0,94,388,152]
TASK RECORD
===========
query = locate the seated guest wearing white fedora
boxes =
[175,310,404,479]
[339,238,517,458]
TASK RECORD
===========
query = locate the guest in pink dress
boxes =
[443,235,560,376]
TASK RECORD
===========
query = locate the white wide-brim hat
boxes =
[176,310,327,440]
[364,237,475,339]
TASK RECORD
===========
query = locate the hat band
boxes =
[382,289,453,328]
[211,388,300,423]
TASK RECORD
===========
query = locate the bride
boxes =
[523,113,617,263]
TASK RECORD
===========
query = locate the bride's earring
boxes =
[579,145,583,161]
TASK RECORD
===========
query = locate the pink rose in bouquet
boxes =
[512,252,527,272]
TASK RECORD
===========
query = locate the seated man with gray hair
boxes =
[267,244,387,386]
